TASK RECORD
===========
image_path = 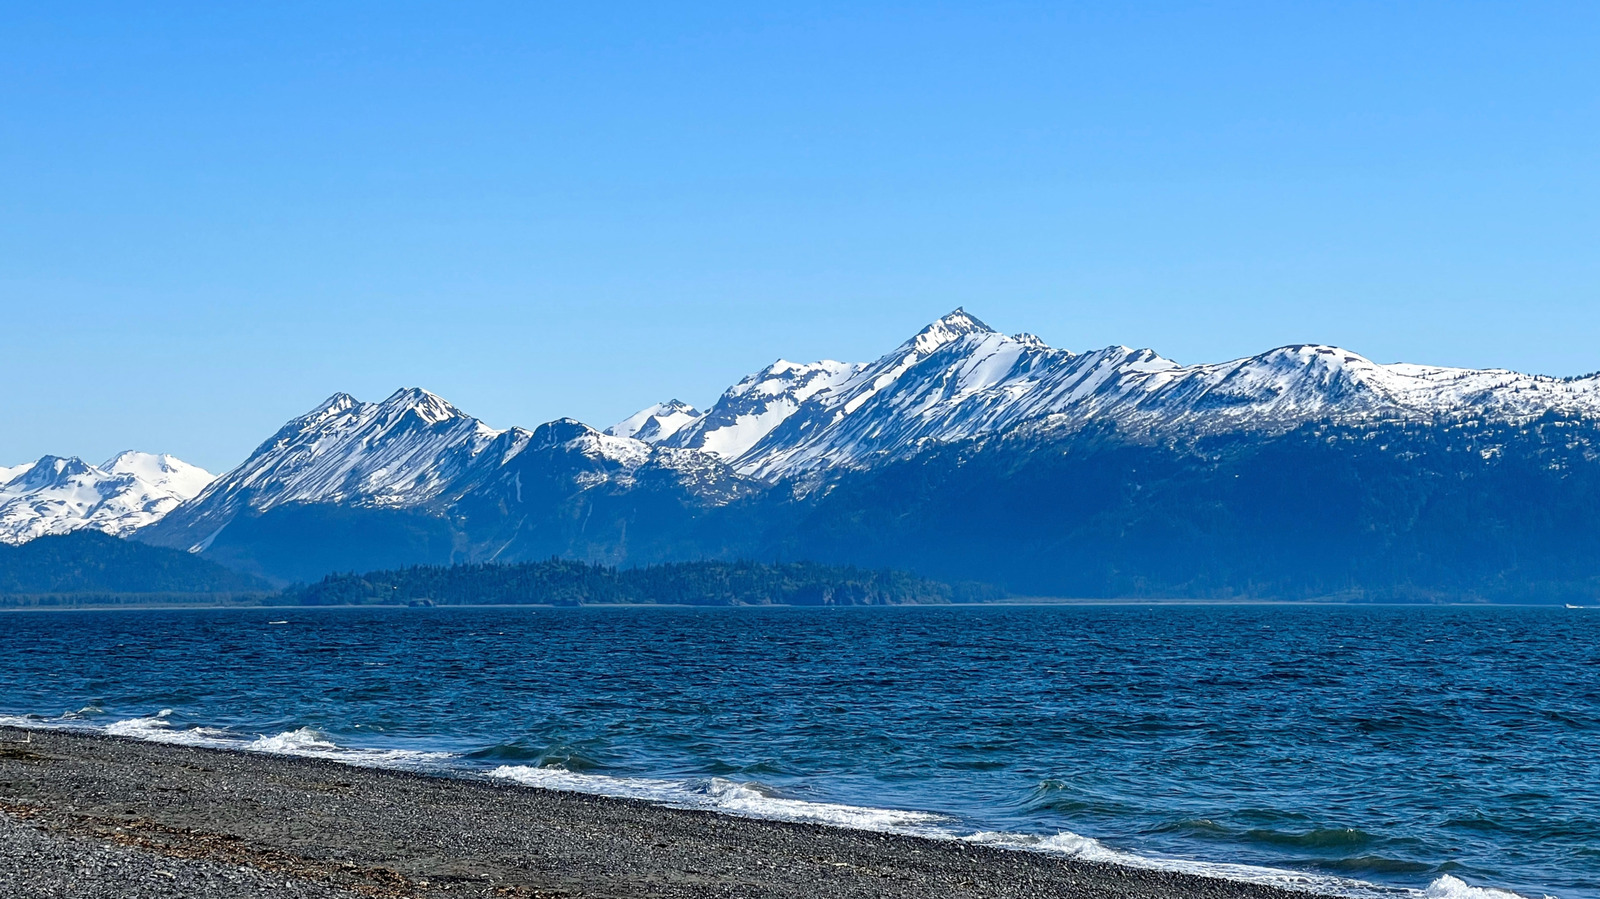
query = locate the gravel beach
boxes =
[0,725,1339,899]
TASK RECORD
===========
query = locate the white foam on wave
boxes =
[968,829,1404,897]
[245,726,453,767]
[91,714,452,768]
[488,766,948,833]
[103,709,238,748]
[249,726,340,753]
[487,768,1550,898]
[487,763,1499,899]
[967,832,1554,899]
[1422,875,1550,899]
[0,710,1554,899]
[1,704,106,728]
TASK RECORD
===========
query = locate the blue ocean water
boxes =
[1,604,1595,899]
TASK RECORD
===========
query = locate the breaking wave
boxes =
[0,708,1550,899]
[487,765,949,833]
[483,765,1547,899]
[5,710,450,768]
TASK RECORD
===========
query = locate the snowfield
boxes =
[0,452,212,544]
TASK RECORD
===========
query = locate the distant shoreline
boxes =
[0,726,1338,899]
[0,597,1571,612]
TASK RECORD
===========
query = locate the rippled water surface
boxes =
[2,604,1595,898]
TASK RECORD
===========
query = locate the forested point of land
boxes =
[287,559,1001,607]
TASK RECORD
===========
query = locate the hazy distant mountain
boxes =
[0,451,212,544]
[113,309,1600,597]
[0,529,268,597]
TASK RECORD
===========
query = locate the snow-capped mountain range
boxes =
[0,452,212,545]
[621,309,1600,480]
[143,389,760,554]
[12,308,1600,548]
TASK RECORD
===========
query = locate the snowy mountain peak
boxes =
[727,360,862,399]
[636,310,1600,485]
[1259,344,1376,369]
[101,451,214,499]
[906,308,995,355]
[378,387,468,425]
[1117,347,1181,373]
[13,455,95,490]
[161,388,506,532]
[0,451,214,545]
[606,400,703,442]
[530,417,602,448]
[723,319,1087,479]
[305,392,360,418]
[142,393,753,557]
[663,359,867,459]
[527,418,652,469]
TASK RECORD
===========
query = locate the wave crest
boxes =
[488,766,947,832]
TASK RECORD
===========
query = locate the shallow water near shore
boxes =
[1,604,1595,898]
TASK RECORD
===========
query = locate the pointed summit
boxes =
[12,455,94,490]
[606,400,704,442]
[930,307,992,331]
[294,392,361,429]
[309,392,359,414]
[143,388,503,540]
[904,308,995,356]
[378,387,467,425]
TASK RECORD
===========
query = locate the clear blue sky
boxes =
[3,2,1597,472]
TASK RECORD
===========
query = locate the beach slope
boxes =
[0,726,1334,899]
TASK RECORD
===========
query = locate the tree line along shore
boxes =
[0,532,1001,608]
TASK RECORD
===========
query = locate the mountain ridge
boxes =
[631,309,1600,482]
[17,308,1600,600]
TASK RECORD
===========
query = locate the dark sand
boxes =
[0,726,1338,899]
